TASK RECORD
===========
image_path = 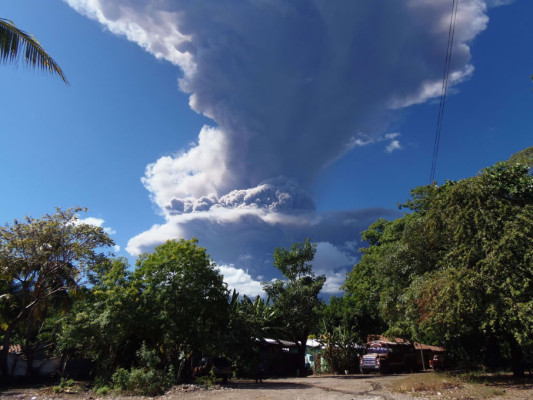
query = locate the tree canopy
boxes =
[3,147,532,385]
[134,238,229,376]
[0,207,113,378]
[345,149,533,376]
[263,238,325,373]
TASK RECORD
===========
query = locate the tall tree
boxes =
[134,238,229,381]
[222,291,277,377]
[404,161,533,376]
[345,147,533,376]
[0,18,68,84]
[55,258,142,378]
[263,238,325,374]
[0,207,113,378]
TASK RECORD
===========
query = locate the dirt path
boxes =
[165,375,405,400]
[2,374,532,400]
[0,375,410,400]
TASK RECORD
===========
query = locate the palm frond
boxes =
[0,18,68,84]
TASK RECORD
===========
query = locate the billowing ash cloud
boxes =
[65,0,504,295]
[126,199,398,294]
[65,0,491,198]
[165,177,315,215]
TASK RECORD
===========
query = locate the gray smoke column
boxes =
[65,0,502,294]
[66,0,489,203]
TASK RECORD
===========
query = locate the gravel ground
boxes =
[1,373,532,400]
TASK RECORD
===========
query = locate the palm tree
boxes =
[0,18,68,84]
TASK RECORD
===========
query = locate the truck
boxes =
[359,339,420,374]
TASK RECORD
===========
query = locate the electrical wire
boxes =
[430,0,459,184]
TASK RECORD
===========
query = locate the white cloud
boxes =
[321,270,350,294]
[77,216,116,235]
[64,0,196,75]
[389,65,476,109]
[344,132,403,156]
[314,242,357,270]
[126,179,397,294]
[486,0,514,6]
[161,177,315,217]
[141,126,234,210]
[386,140,402,154]
[217,264,264,297]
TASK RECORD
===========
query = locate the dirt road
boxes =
[1,375,410,400]
[3,373,532,400]
[165,375,408,400]
[167,375,410,400]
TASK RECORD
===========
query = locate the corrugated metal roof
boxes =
[367,334,445,351]
[306,338,322,348]
[367,334,407,344]
[414,342,445,352]
[262,338,298,347]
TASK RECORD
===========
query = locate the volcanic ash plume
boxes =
[66,0,500,293]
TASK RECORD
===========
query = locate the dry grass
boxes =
[389,371,519,399]
[391,372,464,397]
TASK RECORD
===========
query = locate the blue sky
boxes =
[1,0,532,296]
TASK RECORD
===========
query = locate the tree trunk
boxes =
[296,340,307,376]
[508,334,525,378]
[0,329,13,384]
[23,344,35,377]
[483,334,502,370]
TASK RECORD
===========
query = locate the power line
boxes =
[430,0,459,184]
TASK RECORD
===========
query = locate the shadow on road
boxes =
[225,379,313,391]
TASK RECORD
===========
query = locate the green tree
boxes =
[0,207,113,378]
[134,238,229,381]
[345,147,533,376]
[343,213,436,339]
[1,18,68,83]
[57,239,231,386]
[263,238,325,374]
[55,258,142,378]
[319,294,384,348]
[222,291,277,377]
[318,322,361,374]
[403,161,533,376]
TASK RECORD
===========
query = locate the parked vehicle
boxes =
[360,340,419,374]
[193,357,233,383]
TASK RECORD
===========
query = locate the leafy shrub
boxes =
[194,368,217,388]
[110,343,174,396]
[52,377,76,394]
[95,385,111,395]
[111,367,130,390]
[111,366,168,396]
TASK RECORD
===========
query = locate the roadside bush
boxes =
[110,343,175,396]
[111,366,167,396]
[110,367,130,390]
[95,385,111,396]
[52,377,76,394]
[320,328,361,374]
[111,363,174,396]
[194,368,218,388]
[322,343,360,374]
